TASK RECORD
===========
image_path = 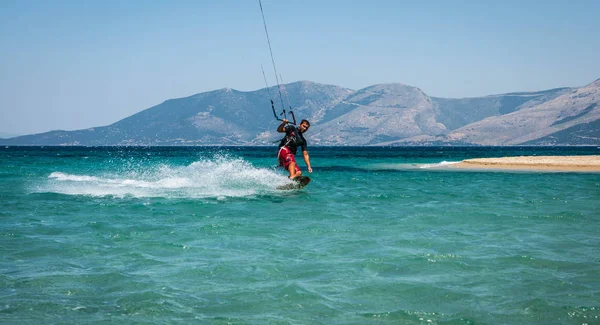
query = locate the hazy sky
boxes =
[1,0,599,135]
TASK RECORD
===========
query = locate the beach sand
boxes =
[452,155,600,172]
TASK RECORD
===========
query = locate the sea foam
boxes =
[43,155,292,198]
[418,161,460,169]
[366,161,460,171]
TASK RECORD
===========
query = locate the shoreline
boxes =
[451,155,600,172]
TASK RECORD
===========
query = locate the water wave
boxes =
[417,161,460,169]
[366,161,460,171]
[41,155,293,198]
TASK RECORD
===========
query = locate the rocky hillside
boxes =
[2,79,598,146]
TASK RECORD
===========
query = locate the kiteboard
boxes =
[277,176,311,190]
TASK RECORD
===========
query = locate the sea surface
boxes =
[1,146,599,324]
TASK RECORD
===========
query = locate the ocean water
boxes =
[1,146,599,324]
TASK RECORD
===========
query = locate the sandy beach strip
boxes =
[452,155,600,172]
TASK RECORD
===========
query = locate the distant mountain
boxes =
[311,83,444,145]
[398,79,599,146]
[2,79,599,146]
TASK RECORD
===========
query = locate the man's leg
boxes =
[287,162,301,179]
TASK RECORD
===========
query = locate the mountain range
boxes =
[2,79,599,146]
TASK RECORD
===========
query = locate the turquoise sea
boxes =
[1,146,599,324]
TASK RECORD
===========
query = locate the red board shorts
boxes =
[278,146,301,174]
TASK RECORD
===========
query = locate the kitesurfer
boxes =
[277,118,312,179]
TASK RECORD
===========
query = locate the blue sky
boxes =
[1,0,599,135]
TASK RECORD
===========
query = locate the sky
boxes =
[1,0,599,135]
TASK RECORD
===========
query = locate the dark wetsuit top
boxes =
[278,124,307,155]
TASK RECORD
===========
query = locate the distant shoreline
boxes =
[452,156,600,172]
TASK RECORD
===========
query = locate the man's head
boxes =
[298,119,310,133]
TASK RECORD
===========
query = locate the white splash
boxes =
[366,161,460,171]
[417,161,460,169]
[42,155,293,198]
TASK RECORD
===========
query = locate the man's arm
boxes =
[303,150,313,173]
[277,119,289,133]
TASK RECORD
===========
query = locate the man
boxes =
[277,118,312,179]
